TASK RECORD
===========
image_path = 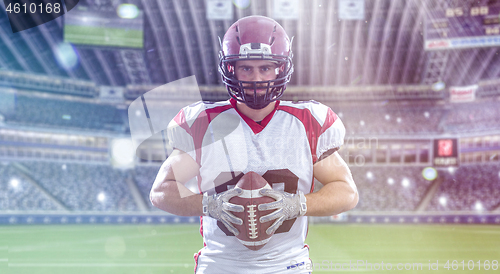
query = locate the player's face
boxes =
[234,60,279,95]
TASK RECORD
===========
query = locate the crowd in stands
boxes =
[441,101,500,134]
[134,165,162,211]
[0,70,97,97]
[2,92,500,136]
[342,107,444,136]
[4,95,125,132]
[1,160,499,213]
[0,163,60,211]
[427,164,500,212]
[18,161,137,211]
[347,165,433,211]
[325,100,500,136]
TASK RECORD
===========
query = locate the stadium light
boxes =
[366,171,373,179]
[422,167,438,181]
[9,178,20,188]
[432,81,446,91]
[117,4,140,19]
[439,196,447,206]
[54,43,79,70]
[97,192,106,202]
[475,201,483,211]
[401,178,410,188]
[111,138,135,168]
[233,0,251,9]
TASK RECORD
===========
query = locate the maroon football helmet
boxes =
[218,16,294,109]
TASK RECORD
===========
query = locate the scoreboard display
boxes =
[433,138,459,167]
[425,2,500,50]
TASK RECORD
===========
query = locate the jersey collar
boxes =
[230,98,280,134]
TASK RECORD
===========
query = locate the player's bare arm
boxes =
[307,151,358,216]
[150,149,203,216]
[150,149,244,235]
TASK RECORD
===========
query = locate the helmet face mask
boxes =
[218,16,294,109]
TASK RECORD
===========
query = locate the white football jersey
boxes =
[167,99,345,274]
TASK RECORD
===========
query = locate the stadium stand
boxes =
[133,165,162,211]
[4,94,126,132]
[326,99,500,136]
[0,163,60,211]
[1,159,500,220]
[0,70,97,97]
[441,101,500,133]
[348,166,433,212]
[427,164,500,212]
[16,161,138,211]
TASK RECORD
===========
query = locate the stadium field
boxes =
[1,224,499,273]
[64,25,143,48]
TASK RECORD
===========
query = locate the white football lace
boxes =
[247,204,258,239]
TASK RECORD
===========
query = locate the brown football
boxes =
[229,171,276,251]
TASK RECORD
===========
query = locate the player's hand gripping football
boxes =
[202,189,244,236]
[258,189,307,235]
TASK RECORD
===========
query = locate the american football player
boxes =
[150,15,358,273]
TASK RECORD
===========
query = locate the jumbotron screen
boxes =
[425,2,500,50]
[63,4,144,48]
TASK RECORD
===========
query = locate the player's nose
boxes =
[249,70,264,82]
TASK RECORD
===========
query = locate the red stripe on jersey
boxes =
[172,104,233,194]
[199,216,204,237]
[173,109,191,134]
[230,98,280,134]
[314,108,338,190]
[278,105,338,163]
[173,104,233,164]
[320,108,338,135]
[191,104,233,163]
[193,249,202,273]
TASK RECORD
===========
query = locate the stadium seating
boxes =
[327,100,500,136]
[3,94,126,132]
[5,161,138,211]
[441,101,500,133]
[134,165,162,211]
[0,164,60,211]
[348,166,433,211]
[427,164,500,212]
[1,161,499,213]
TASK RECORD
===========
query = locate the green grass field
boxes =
[64,25,143,48]
[1,224,499,273]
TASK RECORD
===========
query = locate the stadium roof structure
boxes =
[0,0,499,90]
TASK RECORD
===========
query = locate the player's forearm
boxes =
[150,180,203,216]
[304,180,358,216]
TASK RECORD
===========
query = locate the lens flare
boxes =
[54,43,79,70]
[117,4,140,19]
